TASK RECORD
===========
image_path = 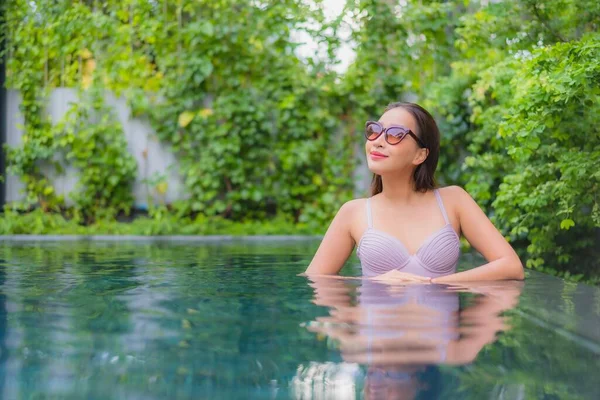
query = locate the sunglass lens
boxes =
[365,123,382,140]
[386,127,406,144]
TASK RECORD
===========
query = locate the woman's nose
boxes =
[372,131,386,147]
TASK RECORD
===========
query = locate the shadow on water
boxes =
[0,240,597,399]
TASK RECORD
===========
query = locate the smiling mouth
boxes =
[370,152,388,157]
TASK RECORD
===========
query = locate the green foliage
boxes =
[344,0,599,278]
[490,37,600,276]
[0,206,314,236]
[2,0,599,279]
[451,2,600,277]
[2,0,354,232]
[5,83,137,222]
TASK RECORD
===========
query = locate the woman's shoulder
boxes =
[437,185,471,201]
[338,198,370,241]
[335,197,371,227]
[436,185,475,219]
[339,197,369,214]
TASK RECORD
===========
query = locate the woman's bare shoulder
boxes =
[338,197,368,216]
[337,197,368,227]
[339,198,369,244]
[437,185,473,218]
[438,185,470,200]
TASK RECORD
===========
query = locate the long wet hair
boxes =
[370,102,440,196]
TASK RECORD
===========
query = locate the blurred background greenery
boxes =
[0,0,598,281]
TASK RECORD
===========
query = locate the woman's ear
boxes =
[413,148,429,165]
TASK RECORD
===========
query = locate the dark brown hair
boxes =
[370,102,440,196]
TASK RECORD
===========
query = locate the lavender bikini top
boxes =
[357,189,460,278]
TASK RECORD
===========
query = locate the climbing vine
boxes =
[2,0,354,229]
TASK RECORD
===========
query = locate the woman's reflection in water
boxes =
[305,276,524,399]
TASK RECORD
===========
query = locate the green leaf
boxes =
[560,219,575,230]
[178,111,195,128]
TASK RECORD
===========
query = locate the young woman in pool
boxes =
[305,102,524,283]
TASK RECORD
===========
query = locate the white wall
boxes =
[4,89,187,209]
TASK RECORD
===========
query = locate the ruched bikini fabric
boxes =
[357,189,460,278]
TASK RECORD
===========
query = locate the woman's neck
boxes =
[379,174,423,204]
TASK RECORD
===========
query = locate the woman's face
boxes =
[365,107,427,176]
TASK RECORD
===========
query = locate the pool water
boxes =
[0,239,598,399]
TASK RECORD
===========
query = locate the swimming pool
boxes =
[0,238,598,399]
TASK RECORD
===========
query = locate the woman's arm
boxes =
[432,186,524,283]
[304,200,358,275]
[445,281,523,364]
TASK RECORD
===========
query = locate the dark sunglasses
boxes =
[365,121,427,148]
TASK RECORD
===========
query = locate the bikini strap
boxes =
[366,198,373,228]
[434,189,450,225]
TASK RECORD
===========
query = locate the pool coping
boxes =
[0,234,323,241]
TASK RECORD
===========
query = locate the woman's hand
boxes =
[371,270,431,284]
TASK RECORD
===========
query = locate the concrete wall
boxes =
[3,88,371,208]
[5,90,25,204]
[4,89,188,209]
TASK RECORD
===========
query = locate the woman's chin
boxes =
[367,165,389,175]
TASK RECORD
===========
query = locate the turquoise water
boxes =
[0,239,598,399]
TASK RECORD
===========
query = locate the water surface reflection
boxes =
[302,277,524,399]
[1,242,597,399]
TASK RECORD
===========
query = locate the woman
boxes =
[305,102,524,283]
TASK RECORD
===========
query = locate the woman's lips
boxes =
[370,152,388,161]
